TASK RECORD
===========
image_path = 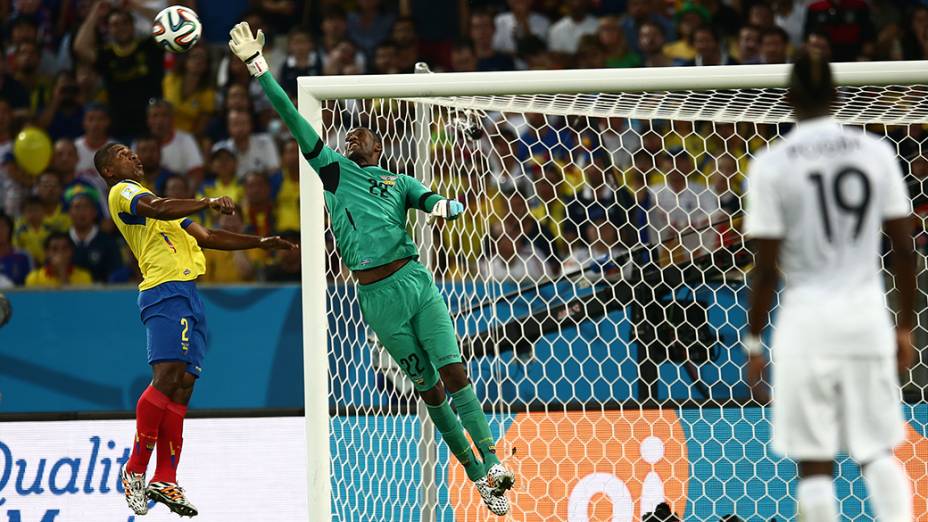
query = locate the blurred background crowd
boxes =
[1,0,928,289]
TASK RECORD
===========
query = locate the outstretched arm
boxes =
[133,194,235,221]
[402,175,465,221]
[183,221,297,252]
[230,22,336,170]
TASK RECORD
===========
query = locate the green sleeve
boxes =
[402,175,444,212]
[257,72,339,172]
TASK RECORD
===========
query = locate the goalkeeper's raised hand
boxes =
[229,22,267,77]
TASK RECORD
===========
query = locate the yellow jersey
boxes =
[25,266,93,287]
[108,180,206,291]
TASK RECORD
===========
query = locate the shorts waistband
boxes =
[356,259,422,292]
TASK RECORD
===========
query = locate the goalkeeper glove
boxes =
[229,22,268,77]
[428,199,464,224]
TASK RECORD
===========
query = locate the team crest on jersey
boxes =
[120,184,141,201]
[379,175,397,186]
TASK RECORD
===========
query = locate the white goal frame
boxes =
[297,61,928,522]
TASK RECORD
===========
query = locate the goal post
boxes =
[298,61,928,521]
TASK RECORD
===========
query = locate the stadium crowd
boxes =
[0,0,926,288]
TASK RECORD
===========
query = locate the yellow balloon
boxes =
[13,127,52,176]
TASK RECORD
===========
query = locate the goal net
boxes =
[301,64,928,521]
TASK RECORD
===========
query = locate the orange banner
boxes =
[448,410,689,521]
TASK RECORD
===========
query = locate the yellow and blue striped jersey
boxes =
[108,180,205,291]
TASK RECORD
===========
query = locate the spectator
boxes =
[0,50,30,115]
[761,26,791,64]
[775,0,810,47]
[747,3,776,31]
[264,229,302,282]
[202,209,257,283]
[162,174,207,225]
[621,0,675,54]
[569,155,636,245]
[450,40,479,72]
[649,153,719,258]
[901,6,928,60]
[574,35,607,69]
[492,0,551,55]
[12,40,52,115]
[207,83,257,144]
[34,171,69,232]
[391,16,420,73]
[74,103,113,182]
[319,7,366,73]
[162,45,216,136]
[0,213,31,286]
[518,34,558,70]
[347,0,396,58]
[696,0,742,39]
[275,139,300,232]
[37,71,84,140]
[481,220,548,283]
[322,39,365,76]
[24,231,92,287]
[803,0,874,62]
[471,10,516,71]
[805,30,832,60]
[598,16,640,68]
[663,3,709,62]
[74,61,105,106]
[215,110,280,178]
[681,25,738,66]
[639,21,674,67]
[202,145,244,204]
[516,112,573,164]
[50,138,80,185]
[5,15,57,77]
[252,0,301,38]
[563,204,624,276]
[280,27,321,96]
[548,0,598,55]
[133,134,175,195]
[73,5,164,140]
[0,99,28,217]
[736,25,763,64]
[242,171,276,237]
[711,154,742,216]
[372,40,401,74]
[66,192,122,283]
[13,196,52,264]
[146,99,204,183]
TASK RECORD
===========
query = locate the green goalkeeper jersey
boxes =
[257,73,443,271]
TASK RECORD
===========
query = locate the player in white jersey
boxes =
[744,51,916,522]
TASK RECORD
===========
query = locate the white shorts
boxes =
[771,354,905,462]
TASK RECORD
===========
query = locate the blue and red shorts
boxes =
[138,280,208,377]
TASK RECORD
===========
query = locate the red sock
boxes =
[152,401,187,484]
[125,385,170,475]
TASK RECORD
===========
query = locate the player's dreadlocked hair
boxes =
[93,142,123,175]
[788,48,835,118]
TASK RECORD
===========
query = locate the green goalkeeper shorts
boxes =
[357,259,462,391]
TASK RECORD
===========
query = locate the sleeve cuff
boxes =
[421,193,443,212]
[129,193,147,215]
[181,218,193,229]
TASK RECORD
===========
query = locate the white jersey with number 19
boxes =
[745,116,911,358]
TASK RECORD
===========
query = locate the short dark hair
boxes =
[93,142,122,174]
[322,5,347,20]
[691,24,720,44]
[84,101,110,116]
[43,231,73,252]
[761,26,789,44]
[788,49,835,114]
[349,126,382,144]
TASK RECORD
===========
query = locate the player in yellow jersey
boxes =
[94,143,296,518]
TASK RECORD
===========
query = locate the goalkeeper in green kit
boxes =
[229,23,515,515]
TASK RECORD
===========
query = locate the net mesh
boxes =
[319,87,928,521]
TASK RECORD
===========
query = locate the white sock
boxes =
[797,476,838,522]
[863,455,912,522]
